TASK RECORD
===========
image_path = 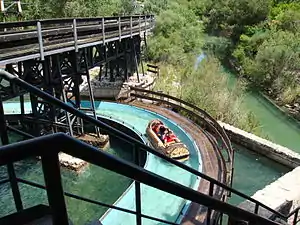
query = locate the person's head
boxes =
[160,126,166,132]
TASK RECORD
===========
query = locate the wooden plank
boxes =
[147,68,158,74]
[147,64,158,69]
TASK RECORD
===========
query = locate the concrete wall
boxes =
[81,88,122,99]
[218,121,300,169]
[236,167,300,224]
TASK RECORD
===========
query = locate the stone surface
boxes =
[58,133,109,172]
[58,153,88,172]
[218,121,300,168]
[80,67,156,99]
[238,167,300,224]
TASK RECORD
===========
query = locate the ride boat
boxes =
[146,119,190,162]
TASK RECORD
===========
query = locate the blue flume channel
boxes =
[3,101,202,224]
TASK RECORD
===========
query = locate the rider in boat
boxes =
[152,121,163,133]
[163,129,180,145]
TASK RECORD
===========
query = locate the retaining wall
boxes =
[236,167,300,224]
[218,121,300,168]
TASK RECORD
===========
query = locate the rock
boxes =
[285,104,292,109]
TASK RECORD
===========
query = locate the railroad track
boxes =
[0,15,155,65]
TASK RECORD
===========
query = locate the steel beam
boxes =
[0,96,23,212]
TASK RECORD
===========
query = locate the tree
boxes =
[205,0,272,42]
[244,31,300,91]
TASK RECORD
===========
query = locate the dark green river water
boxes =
[226,72,298,203]
[227,72,300,153]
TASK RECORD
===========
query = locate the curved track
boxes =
[3,100,226,224]
[130,101,226,225]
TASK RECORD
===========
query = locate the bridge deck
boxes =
[130,101,226,225]
[0,16,154,65]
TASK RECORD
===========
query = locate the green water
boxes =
[225,71,299,204]
[227,72,300,152]
[229,144,289,205]
[243,91,300,152]
[0,134,134,225]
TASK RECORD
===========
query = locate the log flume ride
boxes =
[146,119,190,162]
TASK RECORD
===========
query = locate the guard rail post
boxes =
[206,182,215,224]
[0,97,23,212]
[118,17,121,42]
[144,15,147,36]
[139,15,141,36]
[134,144,142,225]
[41,152,69,225]
[73,19,78,52]
[37,21,44,61]
[102,17,105,44]
[130,16,133,38]
[293,209,299,225]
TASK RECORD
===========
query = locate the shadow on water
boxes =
[229,144,290,205]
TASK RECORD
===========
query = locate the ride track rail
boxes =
[128,86,300,225]
[0,15,155,65]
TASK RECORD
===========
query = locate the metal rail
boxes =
[0,133,281,225]
[129,87,300,225]
[0,15,155,65]
[130,87,234,179]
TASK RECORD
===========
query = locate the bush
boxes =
[153,57,264,136]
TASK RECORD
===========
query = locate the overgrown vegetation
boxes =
[0,0,137,21]
[145,0,264,135]
[202,0,300,106]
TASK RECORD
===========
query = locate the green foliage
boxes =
[146,0,204,64]
[4,0,141,20]
[240,31,300,94]
[154,58,263,134]
[142,0,170,14]
[269,2,300,32]
[204,0,300,105]
[205,0,271,39]
[279,86,300,105]
[203,36,233,60]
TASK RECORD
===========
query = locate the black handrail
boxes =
[0,70,298,224]
[130,86,233,155]
[0,133,280,225]
[129,86,300,224]
[130,87,234,191]
[15,178,177,225]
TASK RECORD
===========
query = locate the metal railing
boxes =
[130,87,234,185]
[0,15,155,65]
[0,70,298,224]
[0,133,281,225]
[129,86,300,225]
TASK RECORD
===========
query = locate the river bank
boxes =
[227,58,300,124]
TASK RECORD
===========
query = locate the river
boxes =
[227,72,300,153]
[195,53,300,153]
[196,54,296,203]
